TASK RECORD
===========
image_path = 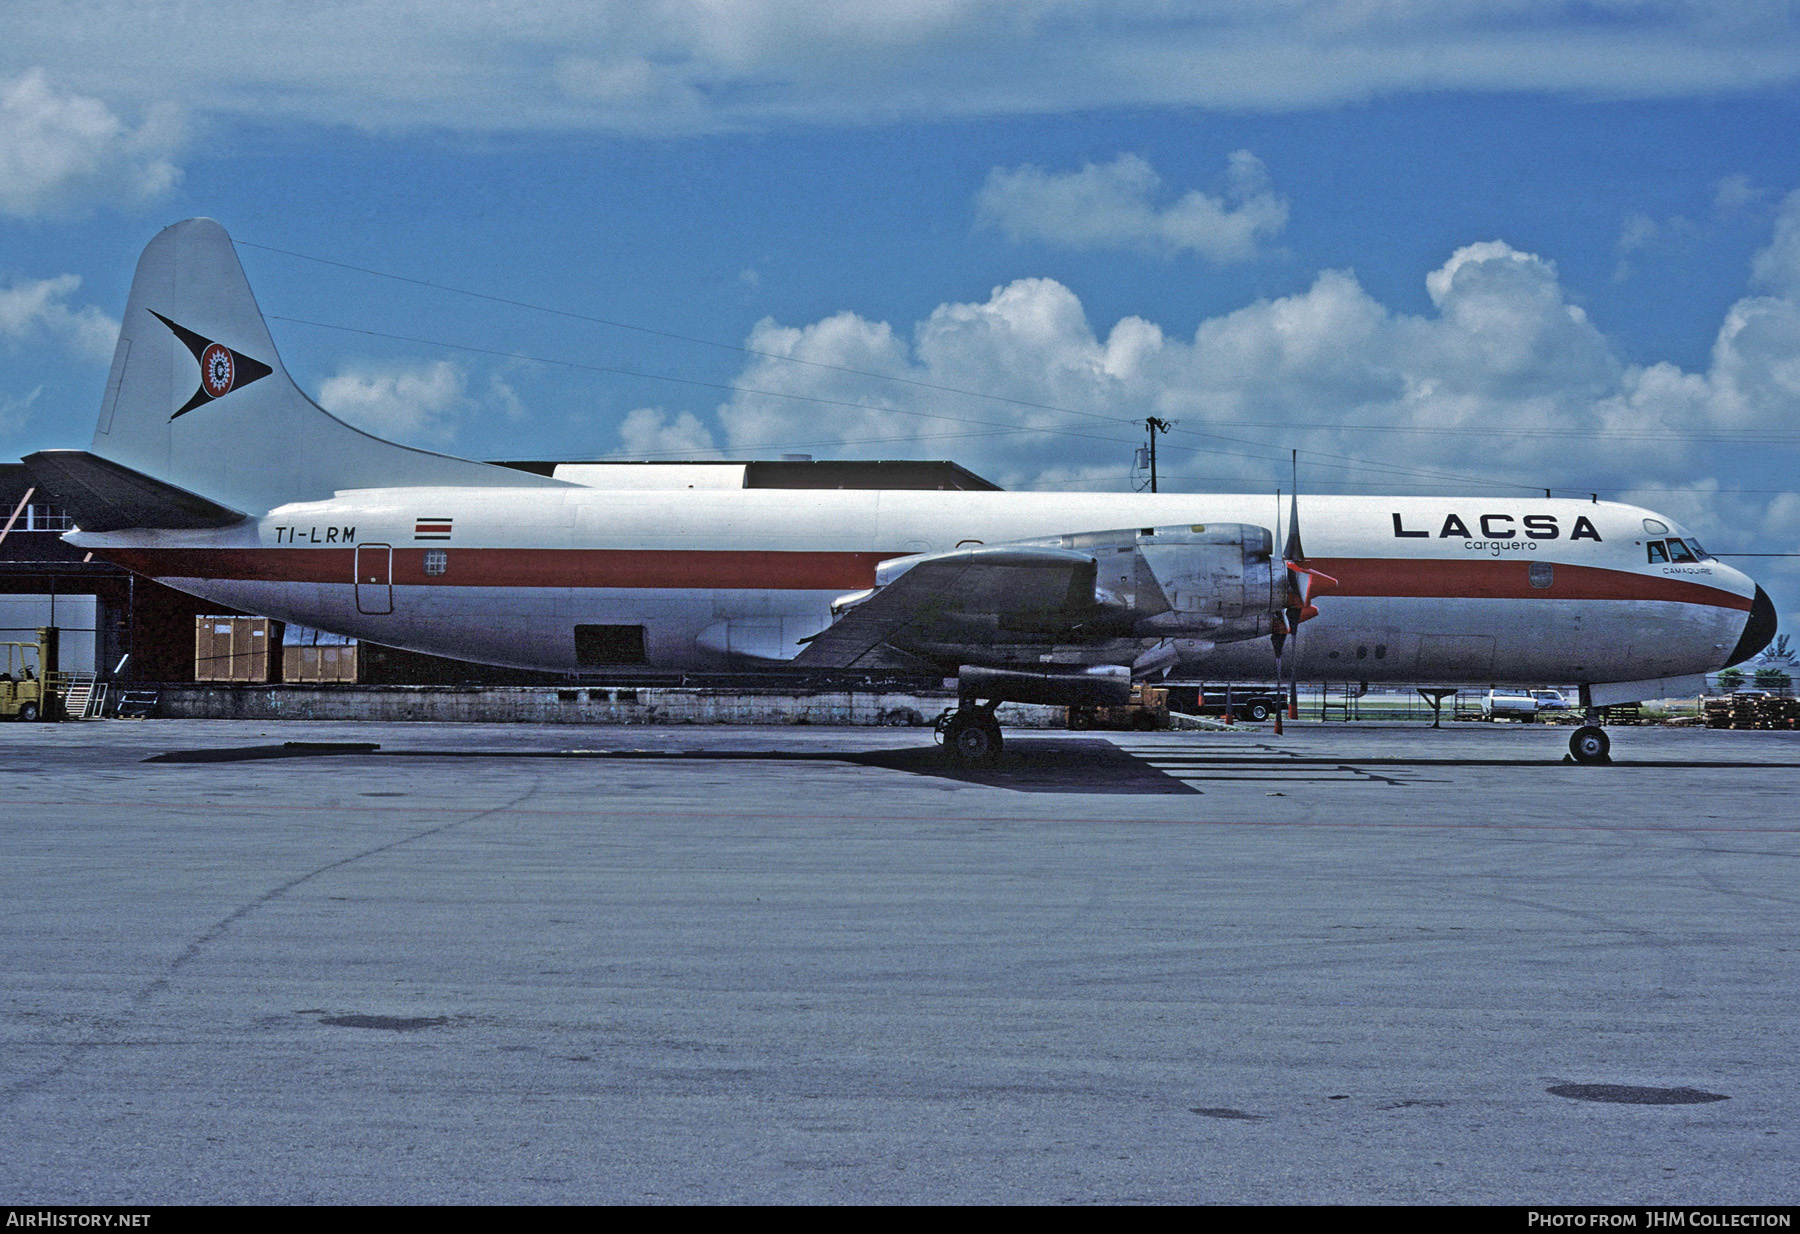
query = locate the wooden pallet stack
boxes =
[1752,695,1798,730]
[1703,693,1797,729]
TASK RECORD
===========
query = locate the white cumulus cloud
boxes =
[0,385,45,435]
[315,358,538,445]
[617,406,720,457]
[1750,188,1800,297]
[0,274,119,362]
[318,360,473,446]
[706,211,1800,515]
[0,69,183,218]
[976,152,1287,262]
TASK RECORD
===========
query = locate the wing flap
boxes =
[794,545,1096,670]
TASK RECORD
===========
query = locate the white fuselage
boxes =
[73,486,1759,686]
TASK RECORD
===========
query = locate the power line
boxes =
[260,314,1800,504]
[243,241,1800,445]
[245,240,1564,494]
[244,239,1188,433]
[268,313,1550,493]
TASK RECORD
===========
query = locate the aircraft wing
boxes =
[793,545,1098,670]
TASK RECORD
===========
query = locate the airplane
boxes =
[22,218,1777,765]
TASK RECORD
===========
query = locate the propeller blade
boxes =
[1279,455,1308,725]
[1283,450,1303,563]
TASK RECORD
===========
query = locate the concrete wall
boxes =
[148,683,1069,728]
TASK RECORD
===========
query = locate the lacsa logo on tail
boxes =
[414,518,453,541]
[149,311,274,420]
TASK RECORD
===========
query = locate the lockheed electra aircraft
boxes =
[24,219,1776,764]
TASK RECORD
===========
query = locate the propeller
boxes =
[1271,452,1338,722]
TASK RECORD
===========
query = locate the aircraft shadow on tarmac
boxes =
[143,739,1800,795]
[143,738,1197,795]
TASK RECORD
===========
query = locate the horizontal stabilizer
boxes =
[23,449,247,532]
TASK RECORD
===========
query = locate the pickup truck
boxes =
[1483,690,1543,721]
[1163,684,1285,723]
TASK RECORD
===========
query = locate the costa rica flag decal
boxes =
[414,518,453,541]
[150,310,274,419]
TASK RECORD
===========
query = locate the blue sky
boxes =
[3,2,1799,636]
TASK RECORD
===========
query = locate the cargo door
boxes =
[355,544,393,615]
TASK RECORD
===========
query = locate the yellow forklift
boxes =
[1066,682,1171,731]
[1,627,56,722]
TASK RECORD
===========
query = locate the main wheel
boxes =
[1568,725,1611,765]
[946,713,1003,766]
[17,701,39,722]
[1067,709,1093,731]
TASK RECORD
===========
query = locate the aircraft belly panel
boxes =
[1188,595,1744,685]
[157,578,840,671]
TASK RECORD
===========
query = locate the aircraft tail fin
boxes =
[88,217,563,515]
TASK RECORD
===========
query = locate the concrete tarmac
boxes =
[1,718,1796,1204]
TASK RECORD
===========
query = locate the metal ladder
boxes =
[54,672,104,719]
[1319,682,1363,721]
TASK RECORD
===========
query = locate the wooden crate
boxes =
[194,617,272,682]
[281,643,359,683]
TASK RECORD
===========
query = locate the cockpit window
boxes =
[1666,539,1697,563]
[1646,541,1669,563]
[1685,538,1715,562]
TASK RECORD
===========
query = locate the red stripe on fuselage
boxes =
[1305,557,1753,611]
[100,547,892,590]
[94,547,1754,610]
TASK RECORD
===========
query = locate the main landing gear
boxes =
[1567,724,1611,765]
[937,702,1003,766]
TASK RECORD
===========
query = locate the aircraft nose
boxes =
[1724,584,1777,668]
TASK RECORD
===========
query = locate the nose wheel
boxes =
[936,704,1004,766]
[1567,725,1611,765]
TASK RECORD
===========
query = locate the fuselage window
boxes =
[1646,542,1669,563]
[1666,539,1696,563]
[423,549,448,576]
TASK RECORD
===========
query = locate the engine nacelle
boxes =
[1020,523,1281,644]
[958,663,1132,707]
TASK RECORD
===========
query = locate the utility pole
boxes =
[1142,416,1174,493]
